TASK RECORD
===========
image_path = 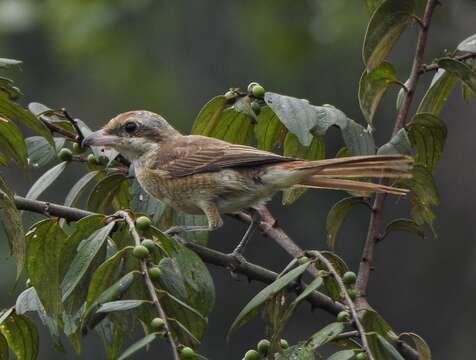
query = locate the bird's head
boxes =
[83,110,180,161]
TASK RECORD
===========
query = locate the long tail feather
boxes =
[298,177,408,195]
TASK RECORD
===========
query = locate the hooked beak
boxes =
[82,129,119,148]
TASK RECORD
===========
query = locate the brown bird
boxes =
[83,110,411,255]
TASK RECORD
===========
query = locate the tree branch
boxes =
[356,0,440,306]
[419,52,476,74]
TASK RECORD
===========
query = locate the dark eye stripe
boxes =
[124,121,138,133]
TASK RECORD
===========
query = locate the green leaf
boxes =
[376,334,405,360]
[306,322,345,349]
[366,0,384,15]
[191,95,227,136]
[160,291,207,323]
[64,170,99,208]
[158,257,188,301]
[255,106,287,151]
[362,309,395,340]
[315,251,349,301]
[0,58,22,69]
[167,318,201,346]
[363,0,415,71]
[97,300,147,313]
[326,197,366,249]
[0,333,8,360]
[282,133,325,205]
[173,210,209,245]
[117,333,157,360]
[289,276,323,309]
[0,176,25,277]
[25,161,68,201]
[417,69,458,116]
[457,33,476,54]
[359,62,399,124]
[275,343,315,360]
[208,107,255,145]
[396,78,410,111]
[407,113,447,171]
[462,82,475,102]
[87,173,129,212]
[436,58,476,92]
[327,350,355,360]
[0,313,38,360]
[377,128,412,156]
[399,332,431,360]
[95,318,125,360]
[0,117,28,168]
[383,218,425,240]
[228,262,310,337]
[62,221,116,301]
[25,219,67,316]
[25,136,65,169]
[130,177,166,223]
[0,91,53,145]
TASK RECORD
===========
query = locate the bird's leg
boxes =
[165,203,223,236]
[230,208,260,261]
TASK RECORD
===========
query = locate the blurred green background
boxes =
[1,0,475,358]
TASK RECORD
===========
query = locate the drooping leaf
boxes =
[289,276,323,309]
[130,176,166,223]
[362,309,395,340]
[0,333,8,360]
[167,317,202,346]
[363,0,415,71]
[255,106,287,151]
[458,33,476,53]
[306,322,345,349]
[117,333,157,360]
[399,332,431,360]
[0,313,39,360]
[0,58,22,69]
[359,61,399,124]
[25,136,65,168]
[25,161,68,201]
[0,176,25,277]
[0,76,21,101]
[87,173,128,212]
[228,262,310,337]
[396,78,410,111]
[462,82,475,102]
[417,69,458,116]
[157,257,189,302]
[282,133,325,205]
[62,221,116,301]
[436,58,476,92]
[97,300,147,313]
[327,350,355,360]
[275,343,315,360]
[377,128,412,156]
[315,251,349,301]
[191,95,228,136]
[95,318,125,360]
[25,219,67,316]
[0,116,28,168]
[64,170,100,208]
[326,197,366,249]
[173,210,209,245]
[407,113,447,171]
[376,334,405,360]
[383,218,425,240]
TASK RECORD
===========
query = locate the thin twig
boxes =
[308,251,374,360]
[39,115,80,142]
[61,108,85,142]
[114,210,180,360]
[419,52,476,74]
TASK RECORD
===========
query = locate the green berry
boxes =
[298,256,310,265]
[26,278,32,288]
[356,352,368,360]
[337,311,350,322]
[251,84,265,97]
[58,148,73,162]
[136,216,152,231]
[150,317,165,331]
[244,349,259,360]
[132,245,150,259]
[280,339,289,349]
[347,288,357,301]
[247,82,259,93]
[180,346,194,359]
[142,239,156,251]
[257,339,270,354]
[342,271,357,285]
[73,142,85,154]
[148,266,161,280]
[251,101,261,115]
[87,154,99,166]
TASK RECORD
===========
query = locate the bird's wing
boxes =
[156,136,294,177]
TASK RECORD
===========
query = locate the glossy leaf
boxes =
[377,334,405,360]
[327,350,355,360]
[25,219,67,316]
[400,332,432,360]
[62,221,116,301]
[418,69,458,115]
[25,161,68,201]
[363,0,415,71]
[117,333,157,360]
[173,210,209,245]
[25,136,65,168]
[207,106,255,145]
[0,313,38,360]
[0,116,28,168]
[362,309,395,340]
[326,197,366,249]
[377,128,412,156]
[130,177,165,223]
[87,173,128,212]
[64,170,99,207]
[0,176,25,276]
[306,322,345,349]
[359,62,398,124]
[383,218,425,240]
[228,262,310,337]
[275,343,315,360]
[191,95,227,136]
[289,276,323,309]
[437,58,476,92]
[255,106,287,151]
[458,33,476,53]
[97,300,147,313]
[407,113,447,171]
[0,58,22,69]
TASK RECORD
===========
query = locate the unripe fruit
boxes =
[87,154,99,166]
[356,352,368,360]
[58,148,73,162]
[132,245,150,259]
[251,101,261,115]
[257,339,270,354]
[244,349,259,360]
[298,256,310,265]
[142,239,156,251]
[337,311,350,322]
[347,288,357,301]
[180,346,194,359]
[280,339,289,349]
[252,84,265,98]
[148,266,161,280]
[342,271,357,285]
[73,142,85,154]
[136,216,152,231]
[150,317,165,331]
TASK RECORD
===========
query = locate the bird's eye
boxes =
[124,121,138,134]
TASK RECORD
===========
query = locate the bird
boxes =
[83,110,412,256]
